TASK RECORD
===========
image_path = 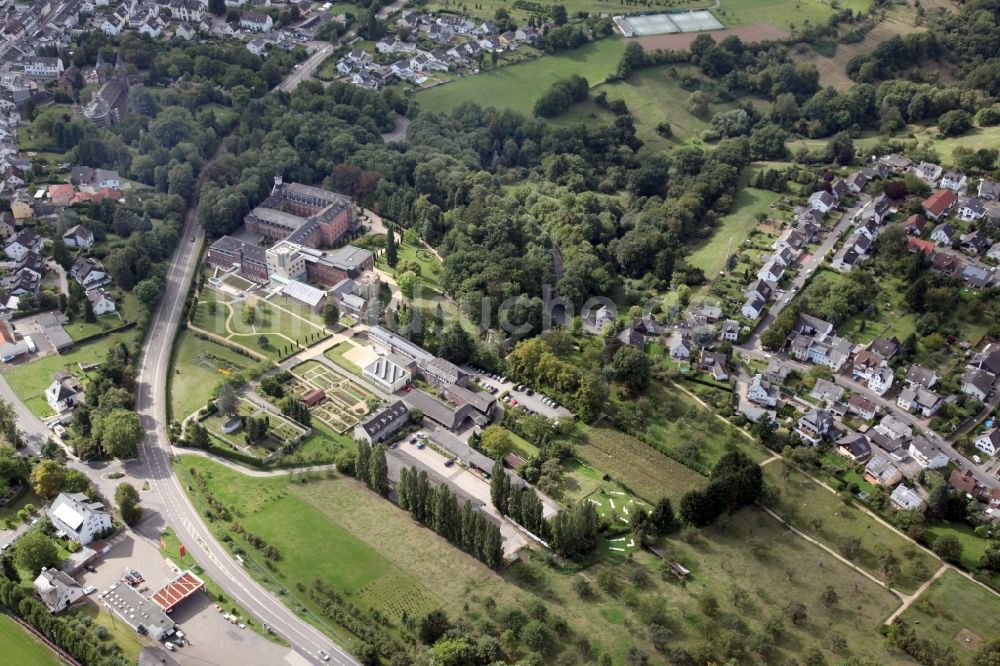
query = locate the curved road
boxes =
[132,190,358,665]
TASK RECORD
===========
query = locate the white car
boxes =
[973,455,982,464]
[319,651,330,662]
[83,585,97,595]
[164,642,176,652]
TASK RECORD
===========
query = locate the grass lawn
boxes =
[501,427,539,459]
[324,341,362,376]
[415,37,626,117]
[375,241,445,291]
[713,0,869,29]
[578,423,707,502]
[0,484,43,525]
[764,463,940,594]
[168,330,262,421]
[561,457,606,503]
[925,521,1000,590]
[2,331,138,419]
[688,188,781,277]
[0,613,63,666]
[900,569,1000,663]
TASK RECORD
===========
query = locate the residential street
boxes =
[742,194,870,350]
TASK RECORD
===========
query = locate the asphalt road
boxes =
[129,185,357,664]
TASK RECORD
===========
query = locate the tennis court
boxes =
[615,10,723,36]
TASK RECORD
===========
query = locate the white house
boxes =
[48,492,112,544]
[962,369,994,402]
[747,374,778,407]
[45,375,81,413]
[809,190,836,213]
[5,229,43,261]
[890,484,926,512]
[741,295,766,321]
[975,429,1000,457]
[70,257,110,288]
[61,225,94,249]
[240,11,273,32]
[940,170,967,192]
[915,161,943,185]
[796,408,833,446]
[930,222,956,246]
[24,57,64,78]
[718,319,739,342]
[868,366,894,396]
[86,289,116,316]
[34,568,84,613]
[756,260,784,283]
[988,242,1000,263]
[908,436,949,469]
[246,38,267,56]
[667,332,690,360]
[95,169,121,190]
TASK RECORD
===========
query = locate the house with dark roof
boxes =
[70,256,110,288]
[847,395,878,421]
[61,224,94,249]
[34,568,84,613]
[353,400,409,444]
[836,432,872,462]
[948,469,986,499]
[904,214,927,236]
[796,408,833,445]
[864,453,902,487]
[962,368,994,401]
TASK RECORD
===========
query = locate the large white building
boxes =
[48,492,112,544]
[363,354,413,393]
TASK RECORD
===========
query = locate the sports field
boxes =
[615,10,723,36]
[0,614,62,666]
[415,38,625,117]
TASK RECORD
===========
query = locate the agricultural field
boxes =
[0,614,62,666]
[169,330,261,420]
[687,188,781,277]
[899,569,1000,663]
[1,330,138,419]
[285,361,375,433]
[763,463,940,594]
[415,38,626,117]
[578,424,707,502]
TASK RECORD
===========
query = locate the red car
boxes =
[510,399,518,406]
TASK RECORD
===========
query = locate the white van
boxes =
[24,336,35,353]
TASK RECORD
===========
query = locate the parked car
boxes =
[165,642,176,651]
[444,459,455,467]
[83,585,96,595]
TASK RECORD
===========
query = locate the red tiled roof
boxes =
[908,237,935,256]
[922,189,958,217]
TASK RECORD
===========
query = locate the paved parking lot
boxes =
[463,367,573,420]
[74,533,295,666]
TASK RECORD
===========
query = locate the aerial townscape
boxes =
[2,0,1000,665]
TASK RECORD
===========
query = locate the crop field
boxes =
[286,361,373,433]
[0,614,62,666]
[900,569,1000,662]
[415,38,626,117]
[763,463,940,594]
[578,424,706,502]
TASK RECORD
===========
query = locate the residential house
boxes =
[5,229,43,261]
[846,171,868,193]
[923,189,958,221]
[70,256,110,288]
[847,395,878,421]
[908,436,949,469]
[240,11,273,31]
[616,328,643,348]
[756,260,784,283]
[908,236,936,256]
[168,0,204,22]
[969,345,1000,375]
[960,229,991,254]
[764,359,791,384]
[667,332,691,360]
[836,432,872,462]
[988,242,1000,263]
[174,22,195,40]
[963,264,992,290]
[948,469,986,500]
[940,170,967,192]
[890,484,926,512]
[85,289,116,316]
[931,221,956,245]
[904,214,927,236]
[870,337,900,360]
[864,453,902,487]
[809,190,836,213]
[0,213,13,240]
[61,225,94,249]
[34,568,84,613]
[958,199,987,223]
[718,319,739,342]
[861,195,891,225]
[896,386,943,417]
[48,492,112,544]
[47,184,74,206]
[853,350,885,381]
[15,252,45,280]
[903,363,937,391]
[796,408,833,445]
[978,179,1000,201]
[741,294,765,321]
[45,373,82,413]
[810,379,844,405]
[773,228,806,252]
[699,350,728,381]
[962,368,994,401]
[745,280,773,301]
[747,374,779,407]
[590,304,614,330]
[880,154,913,172]
[868,366,894,396]
[915,161,943,185]
[931,252,962,277]
[975,428,1000,457]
